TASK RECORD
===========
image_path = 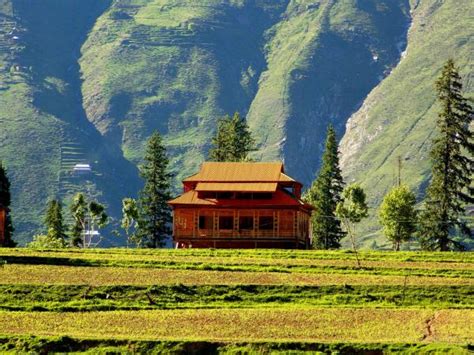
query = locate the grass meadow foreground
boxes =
[0,248,472,353]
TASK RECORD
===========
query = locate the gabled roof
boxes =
[184,162,290,182]
[169,189,312,209]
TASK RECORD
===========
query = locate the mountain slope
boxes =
[0,0,471,246]
[79,0,289,181]
[247,0,410,184]
[339,0,474,248]
[0,0,140,244]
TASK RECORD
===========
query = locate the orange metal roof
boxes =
[169,189,313,210]
[184,162,286,182]
[196,182,278,192]
[279,173,296,182]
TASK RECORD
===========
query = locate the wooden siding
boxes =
[0,208,5,244]
[173,208,310,248]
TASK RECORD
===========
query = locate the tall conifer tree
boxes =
[44,199,67,243]
[209,112,255,162]
[419,60,473,251]
[0,161,15,247]
[137,131,172,247]
[305,125,345,249]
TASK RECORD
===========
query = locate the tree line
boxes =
[0,60,471,250]
[0,111,255,248]
[306,59,473,251]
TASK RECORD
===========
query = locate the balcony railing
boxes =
[179,228,301,239]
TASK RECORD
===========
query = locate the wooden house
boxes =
[0,204,6,245]
[168,162,313,249]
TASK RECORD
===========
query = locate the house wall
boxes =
[0,209,5,244]
[173,207,310,248]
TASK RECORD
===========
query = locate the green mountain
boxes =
[339,0,474,248]
[0,0,471,246]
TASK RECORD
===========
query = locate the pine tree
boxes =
[209,112,255,162]
[137,131,172,248]
[209,114,233,162]
[305,125,345,249]
[0,161,15,247]
[44,199,67,244]
[419,60,474,251]
[379,185,417,251]
[232,112,255,161]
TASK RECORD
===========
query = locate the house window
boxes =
[253,193,273,200]
[219,216,234,230]
[199,192,216,199]
[259,216,273,230]
[216,192,233,199]
[239,216,253,230]
[199,216,213,229]
[236,193,252,199]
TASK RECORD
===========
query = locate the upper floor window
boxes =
[219,216,233,230]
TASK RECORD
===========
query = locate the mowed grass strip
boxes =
[3,250,473,272]
[1,265,472,286]
[1,285,471,312]
[3,249,474,263]
[0,309,445,343]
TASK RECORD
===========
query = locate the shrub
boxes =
[27,234,66,249]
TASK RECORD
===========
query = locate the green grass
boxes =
[0,336,470,354]
[0,248,472,352]
[0,309,439,342]
[0,284,471,312]
[1,249,473,277]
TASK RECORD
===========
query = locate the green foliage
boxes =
[379,185,417,251]
[70,193,87,247]
[209,112,255,162]
[121,197,141,247]
[418,60,474,251]
[70,193,108,248]
[336,184,369,224]
[44,199,67,243]
[305,125,345,249]
[27,234,66,249]
[339,1,474,248]
[137,132,172,248]
[0,161,15,247]
[336,184,369,266]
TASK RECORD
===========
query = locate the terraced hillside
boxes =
[0,248,472,353]
[0,0,140,244]
[0,0,472,245]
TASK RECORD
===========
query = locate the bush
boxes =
[27,235,66,249]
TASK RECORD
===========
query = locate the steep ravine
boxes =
[248,0,411,184]
[339,0,474,248]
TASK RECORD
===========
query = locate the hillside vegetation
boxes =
[0,0,472,245]
[339,0,474,246]
[0,248,472,353]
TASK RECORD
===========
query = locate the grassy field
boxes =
[0,248,472,353]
